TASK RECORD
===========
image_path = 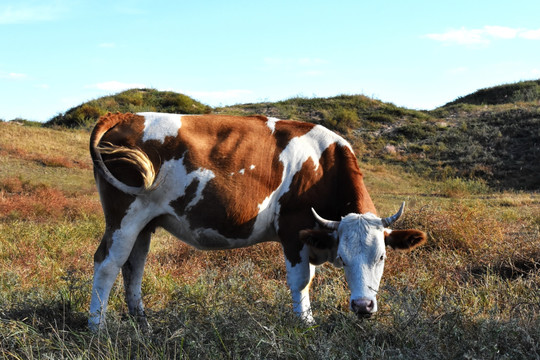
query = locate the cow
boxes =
[88,112,426,331]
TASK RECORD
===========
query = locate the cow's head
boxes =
[302,202,426,318]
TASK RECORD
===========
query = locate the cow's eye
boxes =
[379,255,385,262]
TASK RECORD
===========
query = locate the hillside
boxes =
[445,79,540,106]
[34,80,540,190]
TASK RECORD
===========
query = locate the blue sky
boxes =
[1,0,540,122]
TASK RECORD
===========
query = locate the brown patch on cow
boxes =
[164,115,314,239]
[384,229,427,250]
[299,230,336,249]
[93,236,111,263]
[273,120,316,148]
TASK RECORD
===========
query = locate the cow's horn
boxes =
[311,208,340,230]
[382,202,405,227]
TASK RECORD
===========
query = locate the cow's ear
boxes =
[299,229,337,249]
[384,229,427,251]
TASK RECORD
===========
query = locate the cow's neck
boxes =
[338,148,377,216]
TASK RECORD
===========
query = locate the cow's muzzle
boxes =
[351,298,375,318]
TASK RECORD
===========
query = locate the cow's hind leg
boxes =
[122,227,152,331]
[89,223,145,331]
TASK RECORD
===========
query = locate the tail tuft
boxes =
[96,143,156,191]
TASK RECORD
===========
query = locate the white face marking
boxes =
[239,169,245,175]
[266,117,279,134]
[336,213,387,313]
[249,164,256,170]
[138,112,182,143]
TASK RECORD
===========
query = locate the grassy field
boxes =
[1,120,539,359]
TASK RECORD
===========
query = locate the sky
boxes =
[1,0,540,122]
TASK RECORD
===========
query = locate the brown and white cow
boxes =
[88,112,426,330]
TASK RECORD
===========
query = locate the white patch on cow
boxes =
[250,164,256,170]
[266,117,279,134]
[138,112,183,144]
[239,169,245,175]
[257,194,272,212]
[187,168,215,209]
[149,156,215,213]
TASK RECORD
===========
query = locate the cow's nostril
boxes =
[351,298,375,315]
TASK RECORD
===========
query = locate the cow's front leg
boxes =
[122,229,151,332]
[284,245,316,323]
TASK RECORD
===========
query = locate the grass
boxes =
[1,119,539,359]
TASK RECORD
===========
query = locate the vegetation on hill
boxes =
[216,94,432,133]
[445,79,540,106]
[45,88,211,129]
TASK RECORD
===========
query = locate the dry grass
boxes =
[1,123,539,359]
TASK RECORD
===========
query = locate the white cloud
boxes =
[424,26,540,45]
[0,72,28,80]
[0,2,65,24]
[520,29,540,40]
[424,27,488,45]
[85,81,146,92]
[7,72,28,79]
[484,26,520,39]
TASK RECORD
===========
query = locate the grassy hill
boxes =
[1,111,539,359]
[25,80,540,191]
[46,88,211,129]
[444,79,540,106]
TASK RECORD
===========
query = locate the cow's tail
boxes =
[90,114,156,195]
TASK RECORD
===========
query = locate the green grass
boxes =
[1,112,540,359]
